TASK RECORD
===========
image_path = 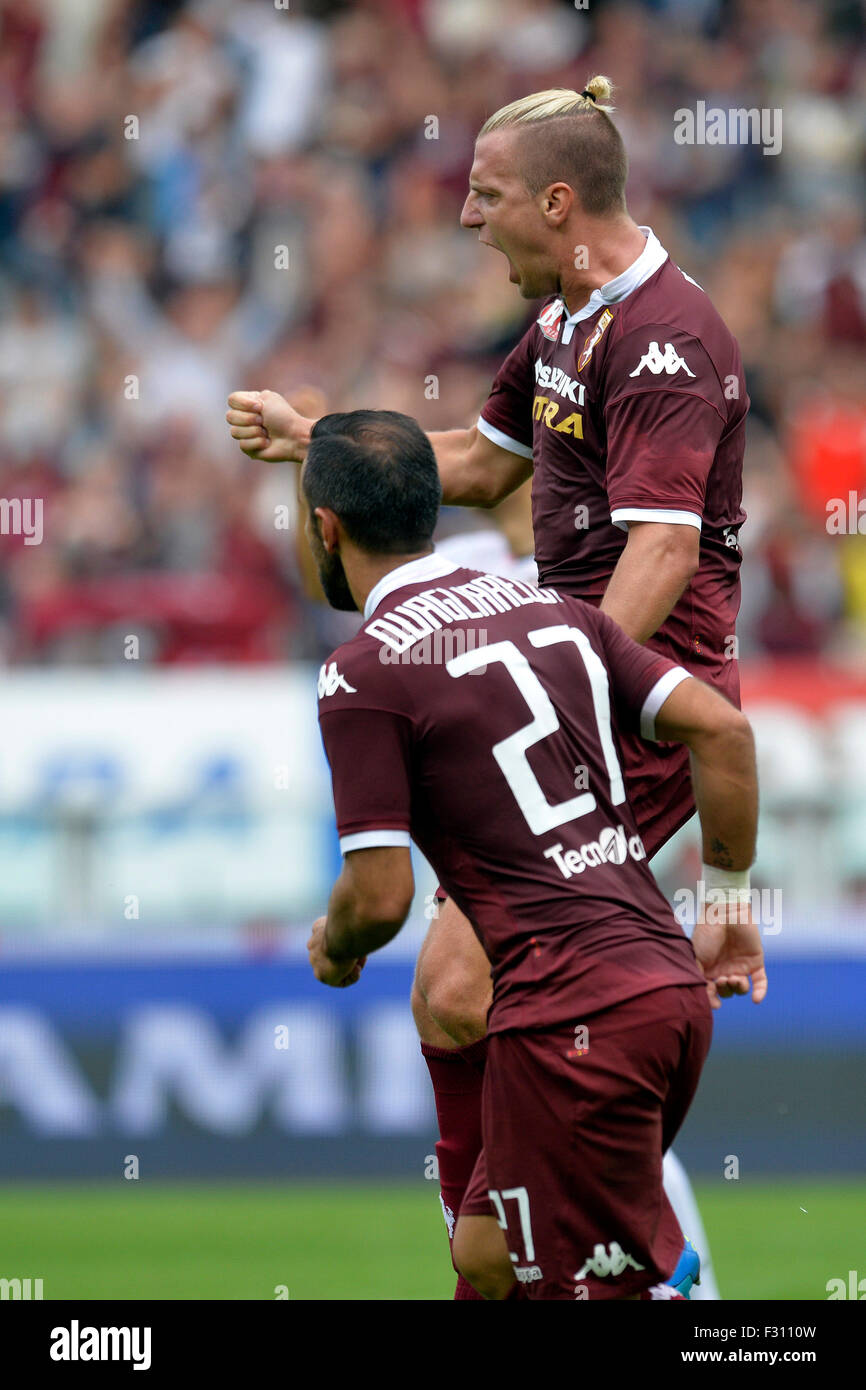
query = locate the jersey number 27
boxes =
[447,624,625,836]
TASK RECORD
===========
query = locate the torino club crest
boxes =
[577,309,613,372]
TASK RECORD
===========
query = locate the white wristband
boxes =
[701,863,751,908]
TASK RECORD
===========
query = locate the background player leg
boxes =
[415,897,491,1045]
[663,1148,721,1299]
[413,899,498,1299]
[411,989,483,1299]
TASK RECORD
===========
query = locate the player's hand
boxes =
[692,903,767,1010]
[226,388,314,463]
[307,916,366,988]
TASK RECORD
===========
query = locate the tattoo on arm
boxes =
[708,837,734,869]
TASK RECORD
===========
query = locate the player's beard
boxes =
[314,541,358,612]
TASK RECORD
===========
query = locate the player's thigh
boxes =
[414,896,492,1038]
[483,995,702,1301]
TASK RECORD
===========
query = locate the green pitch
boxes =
[0,1180,860,1300]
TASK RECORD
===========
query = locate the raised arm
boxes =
[427,424,531,506]
[226,389,313,464]
[226,389,531,507]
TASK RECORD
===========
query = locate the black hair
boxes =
[303,409,441,555]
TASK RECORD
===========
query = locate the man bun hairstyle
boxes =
[303,409,441,556]
[479,76,627,216]
[580,74,615,108]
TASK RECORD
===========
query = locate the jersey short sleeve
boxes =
[589,607,692,741]
[477,323,535,459]
[317,655,414,855]
[603,325,727,531]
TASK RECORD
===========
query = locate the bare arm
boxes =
[655,677,757,872]
[600,520,700,643]
[654,676,765,1008]
[307,847,415,987]
[226,391,531,507]
[428,424,532,506]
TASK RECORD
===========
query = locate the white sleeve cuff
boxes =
[339,829,411,855]
[477,415,534,460]
[611,507,702,532]
[640,667,692,741]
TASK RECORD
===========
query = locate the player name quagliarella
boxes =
[366,572,563,654]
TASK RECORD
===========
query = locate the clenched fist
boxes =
[226,387,321,463]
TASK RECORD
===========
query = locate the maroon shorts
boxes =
[461,983,712,1299]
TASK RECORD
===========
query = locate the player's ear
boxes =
[541,182,573,226]
[314,507,341,553]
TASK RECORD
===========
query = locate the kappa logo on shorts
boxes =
[575,1242,646,1279]
[629,341,695,379]
[317,662,357,698]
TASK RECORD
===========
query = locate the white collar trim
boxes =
[559,226,668,343]
[363,551,459,621]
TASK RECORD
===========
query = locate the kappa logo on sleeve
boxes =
[317,662,357,697]
[629,340,695,378]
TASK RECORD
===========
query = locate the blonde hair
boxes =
[479,76,615,135]
[477,76,626,215]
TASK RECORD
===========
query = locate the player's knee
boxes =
[453,1216,515,1301]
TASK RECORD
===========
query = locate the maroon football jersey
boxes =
[477,227,747,686]
[318,553,705,1034]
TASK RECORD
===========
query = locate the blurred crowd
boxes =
[1,0,865,665]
